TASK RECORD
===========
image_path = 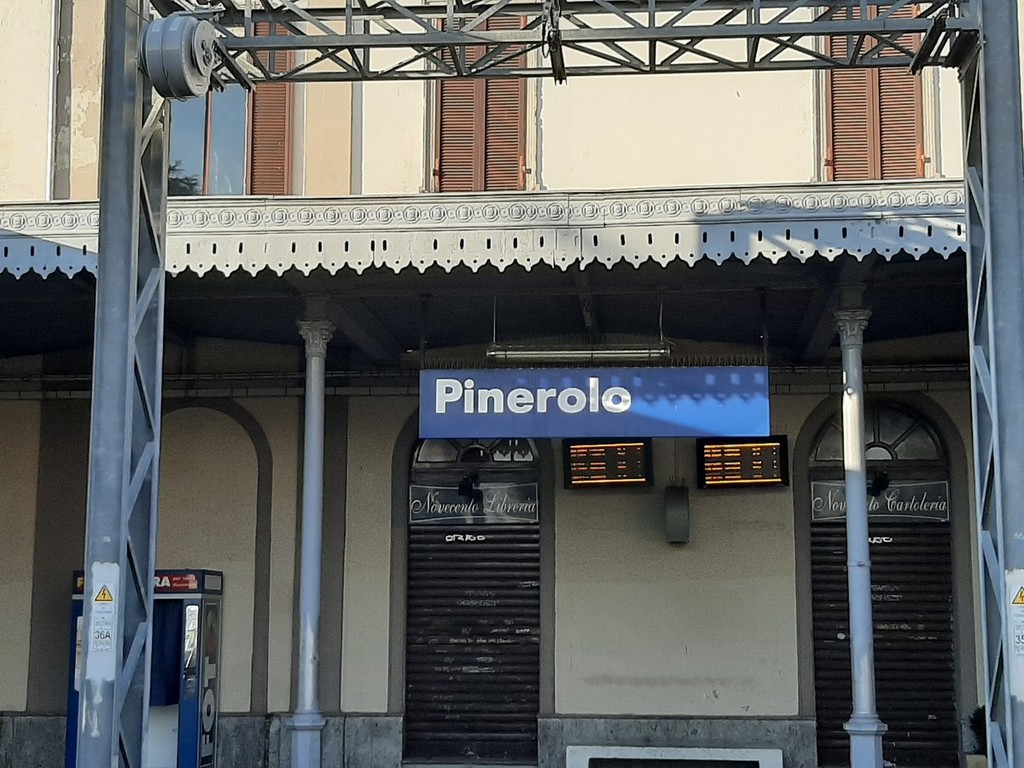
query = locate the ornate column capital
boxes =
[835,309,871,347]
[298,320,335,358]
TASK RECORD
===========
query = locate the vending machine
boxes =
[65,569,224,768]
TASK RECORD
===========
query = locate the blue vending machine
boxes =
[66,569,224,768]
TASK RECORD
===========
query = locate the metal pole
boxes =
[77,0,168,765]
[292,320,334,768]
[960,0,1024,763]
[835,309,886,768]
[78,0,143,764]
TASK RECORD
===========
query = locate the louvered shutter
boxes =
[826,68,875,181]
[435,18,525,192]
[483,17,526,190]
[437,77,485,192]
[826,6,922,180]
[826,6,875,180]
[249,22,293,195]
[878,5,924,178]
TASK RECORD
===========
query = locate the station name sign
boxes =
[419,367,770,438]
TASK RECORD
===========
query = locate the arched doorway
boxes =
[808,401,958,767]
[404,437,541,763]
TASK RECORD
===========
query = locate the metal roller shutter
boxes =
[405,523,541,762]
[811,522,958,767]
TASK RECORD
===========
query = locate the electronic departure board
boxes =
[563,439,653,488]
[695,436,789,488]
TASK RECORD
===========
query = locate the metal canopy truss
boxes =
[74,0,1023,766]
[160,0,968,83]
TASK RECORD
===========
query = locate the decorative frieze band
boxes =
[0,180,967,278]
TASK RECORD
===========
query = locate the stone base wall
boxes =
[1,713,813,768]
[539,717,818,768]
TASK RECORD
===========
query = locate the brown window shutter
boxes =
[825,6,875,180]
[483,16,526,191]
[878,68,923,177]
[435,17,526,192]
[826,68,875,181]
[437,79,485,192]
[249,22,294,195]
[877,5,924,178]
[825,5,922,181]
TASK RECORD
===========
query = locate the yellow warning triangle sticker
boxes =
[1012,587,1024,606]
[95,585,114,603]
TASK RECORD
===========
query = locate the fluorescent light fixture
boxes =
[486,342,671,363]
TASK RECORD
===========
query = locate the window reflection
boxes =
[209,86,248,195]
[168,86,248,196]
[168,96,206,196]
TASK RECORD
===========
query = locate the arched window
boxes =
[412,437,539,468]
[810,401,946,468]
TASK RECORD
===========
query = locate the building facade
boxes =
[0,2,1013,767]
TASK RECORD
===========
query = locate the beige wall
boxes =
[301,81,354,196]
[299,0,354,196]
[159,407,259,713]
[341,395,416,711]
[0,1,54,202]
[553,395,813,715]
[935,68,965,180]
[361,81,428,194]
[9,3,1024,202]
[334,389,980,718]
[243,397,302,713]
[67,1,104,199]
[924,388,982,702]
[541,70,817,190]
[0,402,42,711]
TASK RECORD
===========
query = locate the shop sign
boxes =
[419,367,770,438]
[410,482,539,524]
[811,480,950,523]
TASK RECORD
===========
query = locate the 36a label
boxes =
[84,562,119,682]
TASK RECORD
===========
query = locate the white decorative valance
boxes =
[0,180,966,279]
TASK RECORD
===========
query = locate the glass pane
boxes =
[458,444,490,463]
[168,96,207,196]
[415,440,460,463]
[865,445,894,460]
[814,424,844,461]
[894,425,942,460]
[208,85,248,195]
[492,438,536,462]
[876,406,915,446]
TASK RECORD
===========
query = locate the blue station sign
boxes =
[419,367,770,438]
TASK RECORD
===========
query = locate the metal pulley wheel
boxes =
[142,13,218,99]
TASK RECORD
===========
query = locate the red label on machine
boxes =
[156,573,200,592]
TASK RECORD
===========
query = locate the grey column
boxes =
[835,309,886,768]
[960,0,1024,764]
[292,320,335,768]
[78,0,168,765]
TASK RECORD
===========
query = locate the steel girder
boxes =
[157,0,963,83]
[76,1,168,766]
[960,0,1024,765]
